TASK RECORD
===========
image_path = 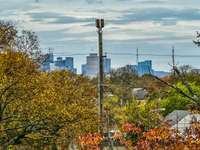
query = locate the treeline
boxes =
[0,21,98,149]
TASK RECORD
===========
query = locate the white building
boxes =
[132,88,148,100]
[82,53,111,77]
[164,110,200,133]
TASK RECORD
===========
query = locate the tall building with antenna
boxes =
[40,49,54,71]
[40,50,77,73]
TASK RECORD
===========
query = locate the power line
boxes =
[50,52,200,58]
[106,52,200,58]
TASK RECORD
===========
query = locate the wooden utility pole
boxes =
[136,48,139,65]
[172,46,175,75]
[96,19,104,135]
[172,46,175,68]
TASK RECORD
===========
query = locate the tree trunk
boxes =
[51,143,58,150]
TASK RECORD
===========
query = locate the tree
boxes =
[112,121,200,150]
[193,31,200,47]
[0,21,17,47]
[109,66,139,101]
[110,65,138,86]
[136,122,200,150]
[0,21,41,62]
[150,66,200,111]
[160,81,197,116]
[79,133,103,150]
[0,49,40,147]
[104,96,162,132]
[15,30,41,62]
[0,50,98,148]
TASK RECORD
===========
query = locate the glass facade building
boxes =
[82,53,111,77]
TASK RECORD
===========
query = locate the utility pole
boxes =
[96,19,104,135]
[136,48,139,65]
[172,46,175,75]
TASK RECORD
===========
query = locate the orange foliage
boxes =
[79,122,200,150]
[79,133,103,150]
[136,122,200,150]
[122,122,142,134]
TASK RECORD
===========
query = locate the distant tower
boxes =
[172,46,175,68]
[48,48,54,63]
[172,45,176,75]
[136,48,139,65]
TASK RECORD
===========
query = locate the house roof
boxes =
[172,114,200,133]
[132,88,148,100]
[164,110,190,126]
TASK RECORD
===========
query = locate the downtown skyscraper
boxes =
[82,53,111,77]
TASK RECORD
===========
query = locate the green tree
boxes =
[161,81,200,116]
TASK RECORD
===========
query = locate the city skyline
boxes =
[40,51,169,77]
[1,0,200,72]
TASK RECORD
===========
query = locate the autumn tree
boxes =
[0,49,99,149]
[0,21,17,47]
[15,30,41,62]
[149,33,200,112]
[109,66,139,102]
[0,21,41,62]
[0,49,40,147]
[0,21,99,149]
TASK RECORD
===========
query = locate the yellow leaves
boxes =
[7,145,14,150]
[0,50,98,146]
[190,139,200,145]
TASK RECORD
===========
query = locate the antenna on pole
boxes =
[48,47,54,53]
[136,48,139,64]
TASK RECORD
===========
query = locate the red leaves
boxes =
[137,139,150,150]
[137,122,200,150]
[79,122,200,150]
[143,125,173,141]
[79,133,103,150]
[114,123,142,149]
[122,122,141,134]
[113,132,133,148]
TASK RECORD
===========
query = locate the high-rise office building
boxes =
[82,53,99,77]
[40,52,54,72]
[54,57,76,73]
[104,57,111,74]
[40,52,76,73]
[65,57,75,71]
[137,60,153,76]
[82,53,111,77]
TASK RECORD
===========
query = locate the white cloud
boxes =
[1,0,200,71]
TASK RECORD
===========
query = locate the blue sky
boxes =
[1,0,200,72]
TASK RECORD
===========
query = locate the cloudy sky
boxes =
[1,0,200,72]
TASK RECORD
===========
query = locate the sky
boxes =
[1,0,200,73]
